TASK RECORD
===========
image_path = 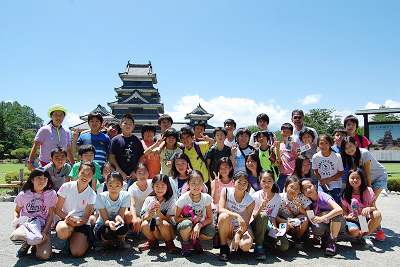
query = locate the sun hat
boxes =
[48,104,67,118]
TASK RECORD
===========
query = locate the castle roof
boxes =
[185,104,214,120]
[119,61,157,84]
[79,104,116,121]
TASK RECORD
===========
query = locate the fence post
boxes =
[19,168,24,193]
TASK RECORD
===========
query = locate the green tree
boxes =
[370,106,400,122]
[304,108,343,136]
[11,148,30,162]
[247,125,259,134]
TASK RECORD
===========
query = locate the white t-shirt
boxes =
[234,146,253,173]
[176,192,213,222]
[251,191,281,219]
[57,181,96,225]
[224,138,236,148]
[224,187,254,228]
[95,191,131,226]
[140,196,176,220]
[96,181,128,194]
[312,151,344,189]
[249,131,276,147]
[128,179,153,215]
[278,192,311,219]
[359,148,387,181]
[292,125,318,146]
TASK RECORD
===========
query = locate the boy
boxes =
[223,119,237,148]
[68,144,102,191]
[104,121,120,140]
[110,113,144,180]
[154,114,173,141]
[275,123,299,192]
[254,131,276,173]
[343,115,370,148]
[72,112,110,168]
[206,127,235,180]
[140,124,160,179]
[233,127,254,173]
[332,128,347,153]
[179,126,212,188]
[249,113,275,148]
[43,146,72,190]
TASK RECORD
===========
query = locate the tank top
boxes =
[224,187,254,227]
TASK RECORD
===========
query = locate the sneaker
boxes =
[192,239,203,254]
[320,235,328,249]
[116,240,131,250]
[364,236,374,248]
[325,237,337,256]
[16,243,30,258]
[218,244,230,261]
[31,245,37,255]
[165,240,181,254]
[254,246,266,260]
[61,240,70,255]
[375,230,385,241]
[138,239,159,251]
[181,242,192,257]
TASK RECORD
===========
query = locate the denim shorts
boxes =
[346,217,370,231]
[372,173,388,189]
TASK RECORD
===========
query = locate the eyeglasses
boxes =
[293,116,303,119]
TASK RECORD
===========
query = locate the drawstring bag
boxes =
[21,218,43,245]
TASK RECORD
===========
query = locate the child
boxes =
[254,130,276,173]
[246,152,263,192]
[211,157,235,209]
[206,127,234,181]
[43,146,72,191]
[312,134,344,204]
[300,178,345,256]
[56,162,97,257]
[249,113,275,148]
[109,113,144,180]
[291,155,315,183]
[233,127,254,174]
[298,127,317,161]
[69,144,101,191]
[169,153,193,200]
[277,177,310,250]
[275,123,300,192]
[332,128,347,153]
[138,174,180,253]
[125,163,153,235]
[140,124,161,179]
[11,168,57,260]
[97,162,128,194]
[94,171,131,251]
[223,119,237,148]
[72,112,110,168]
[193,120,207,142]
[218,171,255,261]
[341,169,382,247]
[251,170,285,260]
[341,136,387,240]
[179,126,212,190]
[154,114,173,141]
[344,115,370,148]
[175,170,216,257]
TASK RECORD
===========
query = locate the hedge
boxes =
[388,178,400,192]
[5,171,30,184]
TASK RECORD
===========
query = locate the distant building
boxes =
[70,104,117,131]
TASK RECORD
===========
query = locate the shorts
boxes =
[346,216,370,231]
[74,224,93,238]
[310,214,346,236]
[372,173,388,189]
[176,219,216,238]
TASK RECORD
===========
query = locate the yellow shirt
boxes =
[179,141,210,183]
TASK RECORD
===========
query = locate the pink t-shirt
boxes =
[212,179,235,210]
[34,123,71,162]
[353,135,370,149]
[341,187,376,214]
[141,140,161,179]
[279,142,300,175]
[15,190,57,229]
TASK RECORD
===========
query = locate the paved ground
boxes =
[1,195,399,267]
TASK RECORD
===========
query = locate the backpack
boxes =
[181,142,207,164]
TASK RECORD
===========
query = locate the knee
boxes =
[141,220,150,229]
[218,213,230,225]
[71,249,85,258]
[372,210,382,221]
[57,227,71,240]
[37,251,52,261]
[240,241,252,252]
[348,227,359,237]
[124,212,133,223]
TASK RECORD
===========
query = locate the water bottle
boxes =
[351,199,360,217]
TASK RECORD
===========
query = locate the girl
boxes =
[277,177,311,250]
[211,157,235,208]
[251,170,284,260]
[291,155,317,184]
[299,127,317,162]
[125,163,153,235]
[94,172,131,251]
[138,174,180,253]
[169,153,192,200]
[341,169,382,247]
[97,162,128,194]
[28,104,74,171]
[11,168,57,260]
[218,171,255,261]
[341,136,387,241]
[246,152,263,193]
[312,134,344,204]
[175,170,215,257]
[141,124,161,179]
[55,162,97,257]
[300,178,345,256]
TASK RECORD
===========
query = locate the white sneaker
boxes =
[379,189,388,197]
[364,236,374,247]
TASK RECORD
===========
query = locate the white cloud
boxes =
[365,102,380,109]
[165,95,290,130]
[332,109,364,127]
[63,113,84,129]
[385,99,400,108]
[296,94,321,106]
[5,100,13,103]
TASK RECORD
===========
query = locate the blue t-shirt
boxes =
[249,172,262,192]
[77,132,110,167]
[94,191,131,226]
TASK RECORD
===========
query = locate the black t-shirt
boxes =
[110,135,144,175]
[206,145,232,180]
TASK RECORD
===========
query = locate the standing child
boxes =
[246,153,263,192]
[217,171,255,261]
[341,136,387,240]
[43,146,72,191]
[332,128,347,153]
[233,128,254,174]
[223,119,237,148]
[154,114,173,141]
[251,170,285,260]
[249,113,275,148]
[125,163,153,235]
[11,168,57,260]
[344,115,370,148]
[175,171,216,257]
[97,162,128,194]
[138,174,180,253]
[94,172,131,251]
[298,127,317,162]
[254,130,277,173]
[312,134,344,204]
[56,162,97,257]
[341,169,382,247]
[140,124,161,179]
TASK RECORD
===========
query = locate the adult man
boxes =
[291,110,318,146]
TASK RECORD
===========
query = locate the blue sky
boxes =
[1,0,399,131]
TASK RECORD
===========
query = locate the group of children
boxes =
[11,110,388,261]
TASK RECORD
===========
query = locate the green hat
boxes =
[48,104,67,118]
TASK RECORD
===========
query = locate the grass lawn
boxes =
[0,163,28,196]
[383,163,400,179]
